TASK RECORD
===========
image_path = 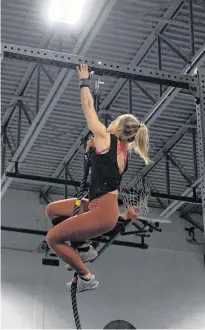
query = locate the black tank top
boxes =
[89,134,128,202]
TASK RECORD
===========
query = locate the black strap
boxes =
[79,78,91,89]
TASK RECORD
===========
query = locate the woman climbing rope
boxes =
[45,64,151,292]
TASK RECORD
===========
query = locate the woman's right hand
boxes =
[77,64,90,80]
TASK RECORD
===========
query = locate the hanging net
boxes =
[119,176,151,219]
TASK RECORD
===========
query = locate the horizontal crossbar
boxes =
[1,225,148,249]
[2,43,197,89]
[6,172,86,187]
[6,172,201,204]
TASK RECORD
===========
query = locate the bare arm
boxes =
[77,64,106,137]
[80,87,106,136]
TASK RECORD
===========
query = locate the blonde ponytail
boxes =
[130,124,151,165]
[108,114,151,164]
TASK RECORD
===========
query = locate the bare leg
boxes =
[45,198,89,221]
[45,198,89,249]
[46,194,118,275]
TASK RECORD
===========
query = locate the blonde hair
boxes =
[110,114,151,165]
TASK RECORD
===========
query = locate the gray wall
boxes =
[1,189,205,329]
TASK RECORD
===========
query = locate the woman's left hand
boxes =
[86,137,95,152]
[77,64,90,80]
[123,206,139,222]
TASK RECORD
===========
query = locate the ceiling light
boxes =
[48,0,87,25]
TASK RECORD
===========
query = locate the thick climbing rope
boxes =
[71,79,102,329]
[71,149,92,330]
[71,273,81,329]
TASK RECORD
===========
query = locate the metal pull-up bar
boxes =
[1,43,197,90]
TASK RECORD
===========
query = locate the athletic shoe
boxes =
[66,275,99,292]
[66,245,98,271]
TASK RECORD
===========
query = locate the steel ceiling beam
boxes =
[181,213,203,232]
[1,0,116,197]
[134,84,195,197]
[143,43,205,126]
[188,0,195,57]
[160,177,201,217]
[1,29,54,128]
[149,170,203,231]
[155,32,191,64]
[2,94,33,102]
[166,151,193,185]
[180,203,197,217]
[128,112,196,185]
[133,81,157,103]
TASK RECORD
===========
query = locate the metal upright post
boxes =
[192,128,198,180]
[196,68,205,237]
